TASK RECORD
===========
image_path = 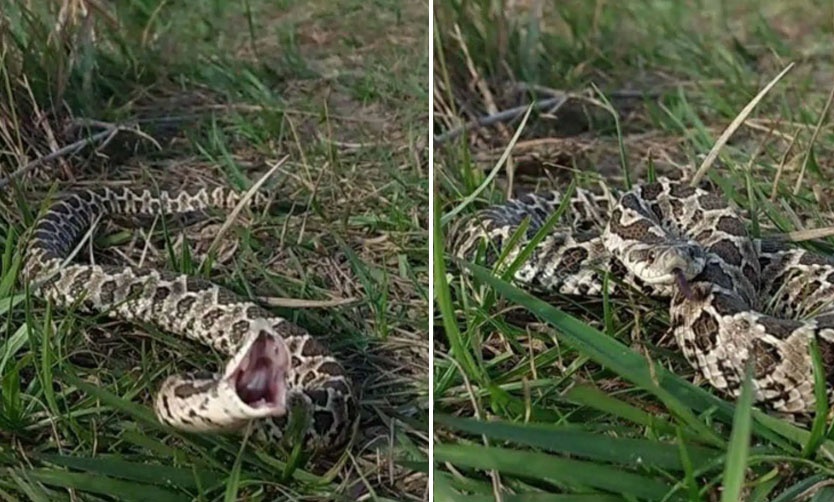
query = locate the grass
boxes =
[0,0,428,500]
[434,0,834,500]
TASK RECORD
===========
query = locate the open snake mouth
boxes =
[232,332,287,411]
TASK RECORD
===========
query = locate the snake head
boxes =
[230,329,289,415]
[155,324,290,432]
[624,242,706,288]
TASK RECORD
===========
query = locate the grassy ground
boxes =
[434,1,834,500]
[0,1,428,500]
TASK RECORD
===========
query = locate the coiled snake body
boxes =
[23,186,357,452]
[452,178,834,414]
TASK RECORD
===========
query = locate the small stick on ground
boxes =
[0,129,112,190]
[513,82,662,100]
[0,121,160,190]
[768,226,834,243]
[258,296,359,308]
[434,96,567,145]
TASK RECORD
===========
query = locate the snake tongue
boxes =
[233,332,287,411]
[673,268,693,300]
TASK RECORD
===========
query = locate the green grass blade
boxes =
[23,469,186,502]
[720,363,754,502]
[59,370,159,425]
[462,260,834,455]
[462,261,724,447]
[441,105,534,225]
[461,495,623,502]
[436,413,720,471]
[675,426,700,500]
[5,469,57,502]
[501,181,576,281]
[770,474,834,502]
[803,337,828,457]
[35,454,222,491]
[0,323,28,377]
[432,470,463,502]
[434,443,674,500]
[434,194,482,382]
[564,385,677,435]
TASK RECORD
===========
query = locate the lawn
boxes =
[434,1,834,500]
[0,0,429,500]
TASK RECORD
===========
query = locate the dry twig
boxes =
[0,121,159,190]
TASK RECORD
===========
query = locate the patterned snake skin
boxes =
[451,177,834,414]
[23,186,357,452]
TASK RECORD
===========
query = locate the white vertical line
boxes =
[427,0,435,499]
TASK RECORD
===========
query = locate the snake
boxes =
[450,177,834,415]
[22,186,358,453]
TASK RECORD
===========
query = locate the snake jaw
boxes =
[229,330,289,416]
[155,330,290,432]
[632,244,705,287]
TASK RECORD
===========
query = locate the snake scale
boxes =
[451,177,834,414]
[23,186,357,452]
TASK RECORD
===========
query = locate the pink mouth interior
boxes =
[233,332,287,410]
